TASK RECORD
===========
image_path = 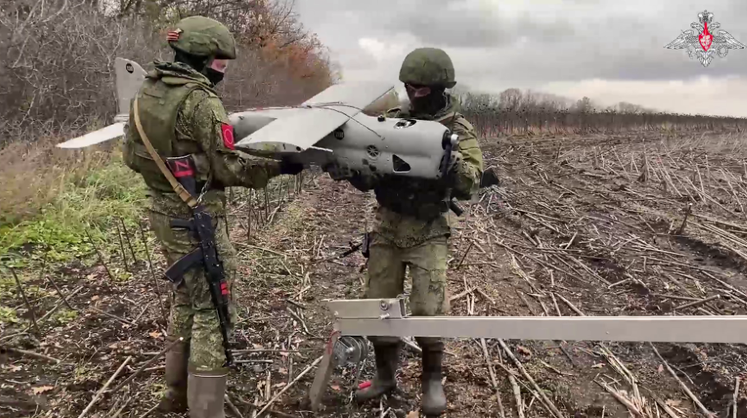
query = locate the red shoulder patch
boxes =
[221,123,235,150]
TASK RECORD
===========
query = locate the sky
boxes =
[294,0,747,117]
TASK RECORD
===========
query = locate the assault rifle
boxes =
[162,155,234,368]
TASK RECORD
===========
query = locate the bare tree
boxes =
[0,0,335,146]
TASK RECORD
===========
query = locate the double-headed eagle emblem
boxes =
[664,10,745,67]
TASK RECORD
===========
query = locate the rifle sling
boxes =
[132,96,199,209]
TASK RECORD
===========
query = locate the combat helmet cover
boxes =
[398,47,456,88]
[169,16,237,60]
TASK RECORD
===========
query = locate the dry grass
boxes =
[0,137,147,263]
[0,137,113,224]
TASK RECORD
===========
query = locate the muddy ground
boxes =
[2,130,747,418]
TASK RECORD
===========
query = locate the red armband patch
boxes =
[220,123,235,150]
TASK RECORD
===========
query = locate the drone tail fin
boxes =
[57,58,146,149]
[114,57,147,122]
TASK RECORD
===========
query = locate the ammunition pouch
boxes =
[125,141,211,193]
[377,197,449,220]
[374,181,450,221]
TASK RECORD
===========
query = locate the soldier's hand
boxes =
[279,159,304,175]
[449,151,464,173]
[442,151,462,185]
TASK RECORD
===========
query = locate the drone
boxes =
[57,58,461,182]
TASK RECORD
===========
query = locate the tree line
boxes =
[0,0,338,145]
[455,87,747,136]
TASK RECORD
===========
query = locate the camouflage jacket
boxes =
[123,61,282,219]
[349,95,484,248]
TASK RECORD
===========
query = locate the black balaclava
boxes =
[203,63,225,86]
[409,86,448,117]
[174,50,224,86]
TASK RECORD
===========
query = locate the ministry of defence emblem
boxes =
[664,10,745,67]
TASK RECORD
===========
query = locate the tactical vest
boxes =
[124,75,213,193]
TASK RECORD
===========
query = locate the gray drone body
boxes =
[57,57,459,182]
[231,107,458,180]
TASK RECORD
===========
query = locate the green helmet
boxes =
[168,16,237,60]
[398,47,456,88]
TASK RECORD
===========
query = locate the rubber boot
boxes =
[156,337,189,414]
[187,371,227,418]
[418,338,447,416]
[355,340,402,403]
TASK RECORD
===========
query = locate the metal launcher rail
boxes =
[307,298,747,412]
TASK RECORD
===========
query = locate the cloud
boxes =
[294,0,747,117]
[357,37,414,63]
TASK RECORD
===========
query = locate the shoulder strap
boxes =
[133,95,199,208]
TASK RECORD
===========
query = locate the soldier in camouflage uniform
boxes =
[348,48,484,416]
[122,16,302,418]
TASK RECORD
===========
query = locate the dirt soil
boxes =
[2,131,747,418]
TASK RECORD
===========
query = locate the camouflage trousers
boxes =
[148,209,237,374]
[364,233,450,345]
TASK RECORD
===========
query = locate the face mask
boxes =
[204,58,229,86]
[204,68,225,86]
[406,84,447,116]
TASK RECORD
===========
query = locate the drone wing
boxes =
[56,122,127,149]
[664,30,697,49]
[233,82,395,154]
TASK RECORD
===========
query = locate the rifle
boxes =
[161,155,234,368]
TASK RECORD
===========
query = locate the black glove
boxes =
[279,159,304,175]
[442,151,462,187]
[480,168,500,188]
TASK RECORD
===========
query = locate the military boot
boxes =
[156,337,189,414]
[417,338,447,416]
[355,340,402,403]
[187,371,227,418]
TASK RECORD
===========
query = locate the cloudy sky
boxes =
[294,0,747,117]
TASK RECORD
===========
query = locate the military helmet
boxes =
[168,16,237,60]
[398,47,456,88]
